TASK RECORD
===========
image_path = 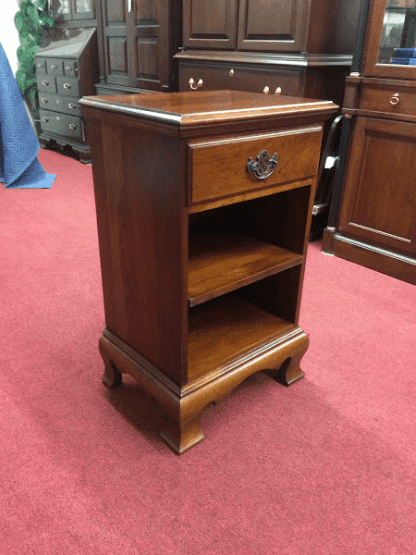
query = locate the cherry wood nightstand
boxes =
[80,90,337,454]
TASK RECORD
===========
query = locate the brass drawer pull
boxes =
[189,78,203,90]
[68,103,77,110]
[390,93,400,105]
[275,87,282,94]
[63,83,71,90]
[69,123,77,130]
[247,150,278,180]
[263,86,270,94]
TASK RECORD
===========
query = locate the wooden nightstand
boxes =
[80,90,337,454]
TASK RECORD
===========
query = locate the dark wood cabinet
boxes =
[323,0,416,284]
[80,90,337,454]
[95,0,182,95]
[177,0,363,106]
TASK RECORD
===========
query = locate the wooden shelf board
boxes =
[188,295,296,380]
[188,235,303,306]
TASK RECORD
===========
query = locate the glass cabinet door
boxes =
[363,0,416,78]
[74,0,95,18]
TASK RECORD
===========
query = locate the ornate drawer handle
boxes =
[189,78,203,90]
[390,93,400,105]
[247,150,278,180]
[69,123,77,130]
[263,86,282,94]
[42,80,49,86]
[63,83,71,90]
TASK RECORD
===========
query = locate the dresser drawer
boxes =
[179,62,302,97]
[63,60,78,77]
[35,59,47,74]
[39,93,81,117]
[56,76,80,97]
[46,59,64,76]
[37,74,57,94]
[188,126,322,205]
[39,109,83,140]
[360,84,416,118]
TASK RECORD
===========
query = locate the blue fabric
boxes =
[0,43,55,189]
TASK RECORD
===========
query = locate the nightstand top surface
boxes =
[80,90,337,128]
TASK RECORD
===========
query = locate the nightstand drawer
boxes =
[39,93,81,116]
[39,109,83,140]
[360,84,416,118]
[188,127,322,204]
[37,74,56,94]
[46,59,64,76]
[56,76,80,97]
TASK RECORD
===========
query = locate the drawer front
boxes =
[39,109,82,140]
[46,59,64,76]
[63,60,78,77]
[35,58,47,74]
[360,85,416,118]
[179,62,302,97]
[37,74,57,94]
[39,93,81,117]
[56,76,80,97]
[188,127,322,205]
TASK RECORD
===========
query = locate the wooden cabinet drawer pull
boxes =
[246,150,278,180]
[390,93,400,105]
[189,78,203,90]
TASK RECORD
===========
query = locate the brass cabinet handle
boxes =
[263,86,270,94]
[247,150,278,180]
[229,69,234,77]
[68,103,77,110]
[69,123,77,130]
[390,93,400,105]
[63,83,71,90]
[264,86,282,94]
[275,87,282,94]
[189,78,203,90]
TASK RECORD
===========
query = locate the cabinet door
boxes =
[101,0,131,87]
[237,0,309,52]
[183,0,238,50]
[338,117,416,255]
[129,0,170,90]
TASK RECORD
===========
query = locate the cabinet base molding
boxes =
[322,229,416,285]
[39,132,91,164]
[99,326,309,455]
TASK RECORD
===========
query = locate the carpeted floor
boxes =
[1,149,415,554]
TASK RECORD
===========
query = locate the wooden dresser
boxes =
[80,90,337,454]
[36,28,99,163]
[323,0,416,284]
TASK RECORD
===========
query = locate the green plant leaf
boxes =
[15,69,27,93]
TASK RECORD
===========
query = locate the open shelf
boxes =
[188,235,304,307]
[188,294,296,380]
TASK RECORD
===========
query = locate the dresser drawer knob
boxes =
[275,87,282,94]
[263,86,270,94]
[390,93,400,105]
[247,150,278,180]
[63,83,71,90]
[189,78,203,90]
[69,123,77,130]
[41,97,48,103]
[229,69,234,77]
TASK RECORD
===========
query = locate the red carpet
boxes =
[1,149,415,554]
